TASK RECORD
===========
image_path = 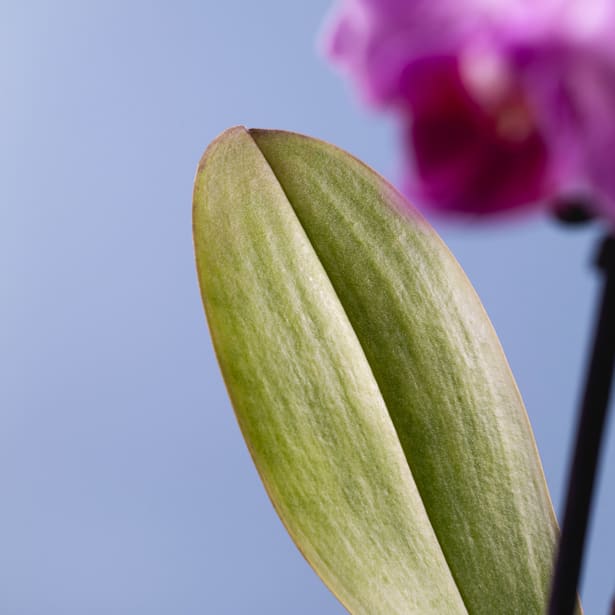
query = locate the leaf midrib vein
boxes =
[247,129,471,615]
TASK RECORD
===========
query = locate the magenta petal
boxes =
[324,0,615,223]
[400,58,550,215]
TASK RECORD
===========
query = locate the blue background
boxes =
[1,1,613,613]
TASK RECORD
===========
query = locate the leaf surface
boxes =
[193,126,565,614]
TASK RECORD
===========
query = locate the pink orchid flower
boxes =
[324,0,615,221]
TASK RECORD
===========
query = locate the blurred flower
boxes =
[324,0,615,221]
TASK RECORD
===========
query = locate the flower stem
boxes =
[548,234,615,615]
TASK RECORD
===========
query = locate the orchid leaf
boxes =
[193,127,571,614]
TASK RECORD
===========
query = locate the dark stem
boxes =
[552,197,595,226]
[548,235,615,615]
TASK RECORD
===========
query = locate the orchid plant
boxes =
[193,1,615,613]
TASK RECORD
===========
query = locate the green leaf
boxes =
[193,126,571,614]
